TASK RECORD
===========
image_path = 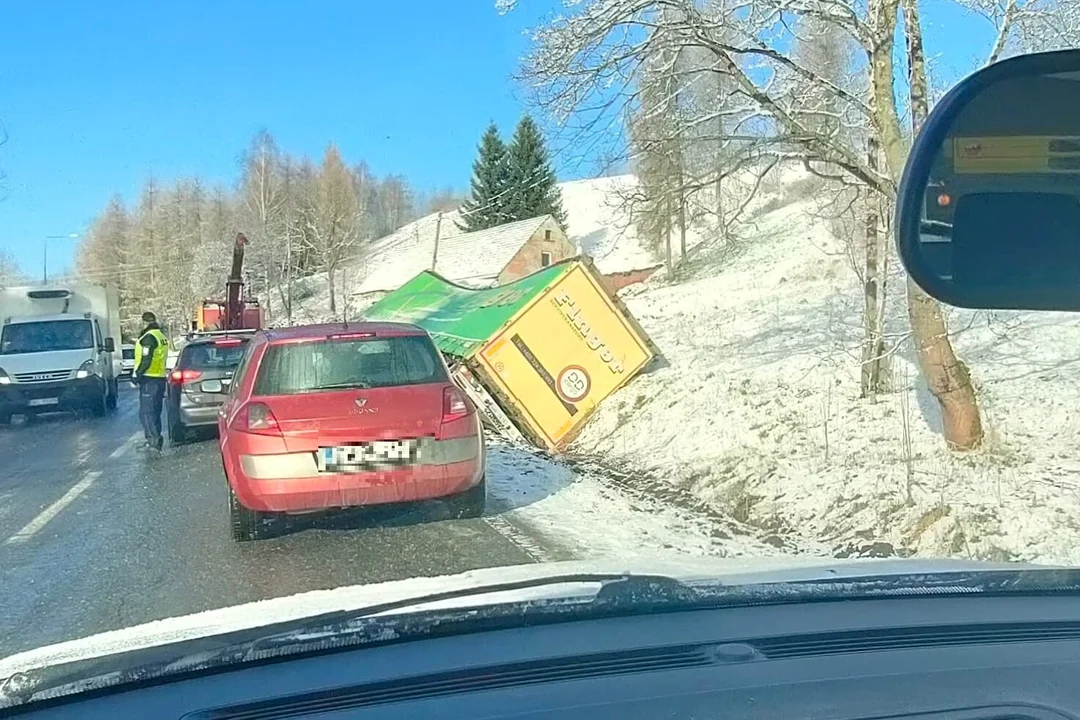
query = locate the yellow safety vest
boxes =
[134,328,169,378]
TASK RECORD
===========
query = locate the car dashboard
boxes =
[6,592,1080,719]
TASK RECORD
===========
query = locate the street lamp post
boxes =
[43,234,79,284]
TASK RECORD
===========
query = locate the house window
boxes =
[541,251,552,267]
[544,229,552,240]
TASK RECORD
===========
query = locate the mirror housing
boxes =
[103,337,115,353]
[896,49,1080,311]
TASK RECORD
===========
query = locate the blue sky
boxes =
[0,0,992,277]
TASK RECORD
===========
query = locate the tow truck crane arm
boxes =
[225,233,248,331]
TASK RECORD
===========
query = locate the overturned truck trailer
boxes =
[363,258,660,452]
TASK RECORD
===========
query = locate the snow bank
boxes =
[485,443,808,560]
[573,168,1080,566]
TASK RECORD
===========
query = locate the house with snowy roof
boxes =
[351,214,577,300]
[339,176,669,317]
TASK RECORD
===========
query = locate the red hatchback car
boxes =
[218,322,486,541]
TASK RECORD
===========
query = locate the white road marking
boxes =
[108,432,142,460]
[5,471,102,545]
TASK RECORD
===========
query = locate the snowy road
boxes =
[0,389,540,657]
[0,386,787,659]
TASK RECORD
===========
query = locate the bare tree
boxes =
[379,175,413,235]
[191,188,237,305]
[513,0,993,449]
[78,194,145,334]
[0,249,26,286]
[631,26,684,270]
[416,186,466,214]
[790,16,890,398]
[303,144,361,314]
[238,131,288,318]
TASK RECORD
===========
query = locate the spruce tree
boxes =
[506,114,567,229]
[458,123,510,232]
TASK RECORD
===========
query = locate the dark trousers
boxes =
[138,377,166,442]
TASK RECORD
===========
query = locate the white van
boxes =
[0,285,121,421]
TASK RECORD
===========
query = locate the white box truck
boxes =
[0,285,121,422]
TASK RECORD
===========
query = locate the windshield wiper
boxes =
[306,381,371,391]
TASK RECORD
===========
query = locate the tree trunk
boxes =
[860,192,883,398]
[714,174,726,240]
[678,186,687,262]
[906,278,983,448]
[900,0,983,449]
[664,195,673,271]
[276,280,290,325]
[860,136,888,399]
[327,265,337,314]
[285,234,293,325]
[904,0,929,130]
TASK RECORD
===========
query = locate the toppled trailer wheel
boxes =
[363,258,661,452]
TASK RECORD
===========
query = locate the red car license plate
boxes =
[317,440,416,472]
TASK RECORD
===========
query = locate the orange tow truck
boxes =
[192,233,266,332]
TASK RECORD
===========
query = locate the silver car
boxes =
[164,333,252,443]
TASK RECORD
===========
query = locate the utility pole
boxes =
[431,211,443,271]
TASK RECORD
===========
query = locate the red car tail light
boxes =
[232,402,282,436]
[214,338,243,346]
[442,386,471,424]
[169,369,202,384]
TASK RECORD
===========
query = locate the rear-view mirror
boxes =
[896,49,1080,311]
[103,337,115,353]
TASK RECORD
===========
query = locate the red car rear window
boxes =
[253,334,447,396]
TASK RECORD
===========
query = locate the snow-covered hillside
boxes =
[289,174,683,323]
[557,175,659,274]
[286,165,1080,566]
[572,168,1080,566]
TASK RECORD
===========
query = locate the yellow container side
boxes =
[474,261,655,450]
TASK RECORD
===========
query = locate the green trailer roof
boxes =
[361,263,574,359]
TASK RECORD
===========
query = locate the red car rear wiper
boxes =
[303,381,371,392]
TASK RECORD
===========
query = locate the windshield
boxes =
[1,0,1076,708]
[254,335,447,395]
[180,342,248,371]
[0,319,94,355]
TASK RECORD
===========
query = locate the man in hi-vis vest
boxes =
[133,311,169,451]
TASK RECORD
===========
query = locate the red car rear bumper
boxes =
[223,446,484,513]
